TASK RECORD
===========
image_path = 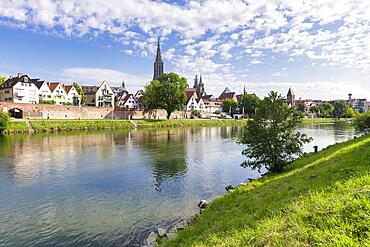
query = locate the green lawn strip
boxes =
[29,120,135,132]
[136,119,248,128]
[302,118,350,124]
[163,135,370,247]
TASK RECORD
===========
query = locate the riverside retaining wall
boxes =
[0,102,189,120]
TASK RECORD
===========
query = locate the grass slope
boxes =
[301,118,350,124]
[29,120,134,132]
[162,135,370,247]
[8,121,29,133]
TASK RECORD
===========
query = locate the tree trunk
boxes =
[166,111,171,119]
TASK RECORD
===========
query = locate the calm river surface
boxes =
[0,123,354,246]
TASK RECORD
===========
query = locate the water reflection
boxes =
[0,123,354,247]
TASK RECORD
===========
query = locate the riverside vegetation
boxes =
[160,133,370,246]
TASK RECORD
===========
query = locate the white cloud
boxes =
[62,67,151,91]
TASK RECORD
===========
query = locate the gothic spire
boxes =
[194,75,198,88]
[199,74,203,85]
[153,37,164,80]
[155,37,162,62]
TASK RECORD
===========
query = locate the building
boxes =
[153,37,164,81]
[0,73,40,103]
[287,88,296,107]
[82,81,114,107]
[48,82,68,105]
[348,93,368,112]
[218,87,237,102]
[64,85,80,105]
[184,88,199,111]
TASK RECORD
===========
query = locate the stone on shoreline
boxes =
[225,185,234,192]
[143,231,158,247]
[166,232,177,240]
[157,227,167,237]
[175,220,188,230]
[198,199,208,209]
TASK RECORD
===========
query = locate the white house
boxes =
[48,82,67,105]
[64,85,80,105]
[34,81,52,102]
[117,93,139,109]
[0,73,39,103]
[82,81,114,107]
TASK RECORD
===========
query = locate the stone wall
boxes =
[0,102,113,119]
[0,102,190,120]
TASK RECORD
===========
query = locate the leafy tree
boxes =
[238,91,312,173]
[142,73,188,119]
[239,94,261,117]
[352,112,370,132]
[190,109,201,118]
[0,112,10,134]
[318,102,334,118]
[223,98,238,114]
[72,82,86,105]
[0,76,8,85]
[333,100,350,119]
[346,107,356,118]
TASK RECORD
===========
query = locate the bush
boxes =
[353,112,370,132]
[39,99,56,105]
[0,112,10,134]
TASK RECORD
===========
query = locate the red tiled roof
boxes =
[218,92,236,101]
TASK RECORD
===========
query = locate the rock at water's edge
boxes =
[157,227,167,237]
[198,200,208,209]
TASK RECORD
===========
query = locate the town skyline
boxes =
[0,0,369,100]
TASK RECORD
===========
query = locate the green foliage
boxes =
[0,112,10,134]
[346,106,357,118]
[30,120,135,132]
[310,102,334,118]
[190,109,201,118]
[8,121,29,133]
[72,82,86,105]
[0,76,7,85]
[239,94,261,117]
[39,99,56,105]
[297,102,306,113]
[163,135,370,247]
[213,110,221,115]
[238,91,312,173]
[353,112,370,132]
[333,100,351,119]
[142,73,188,119]
[222,98,238,114]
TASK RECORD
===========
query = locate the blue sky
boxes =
[0,0,369,100]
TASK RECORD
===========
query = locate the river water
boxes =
[0,122,354,246]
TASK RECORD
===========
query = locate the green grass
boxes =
[8,121,29,133]
[302,118,350,124]
[136,119,248,128]
[161,134,370,247]
[29,119,135,132]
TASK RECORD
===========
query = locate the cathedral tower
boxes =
[153,37,164,81]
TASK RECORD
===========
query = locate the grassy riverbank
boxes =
[5,119,248,133]
[161,134,370,246]
[301,117,350,124]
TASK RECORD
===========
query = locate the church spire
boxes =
[153,37,164,81]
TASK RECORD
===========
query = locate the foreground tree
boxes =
[142,73,188,119]
[239,94,261,117]
[238,91,312,173]
[353,112,370,132]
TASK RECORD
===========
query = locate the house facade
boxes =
[82,81,114,107]
[0,74,40,104]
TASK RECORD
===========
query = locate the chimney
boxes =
[17,73,23,78]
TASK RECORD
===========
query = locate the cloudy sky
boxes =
[0,0,369,100]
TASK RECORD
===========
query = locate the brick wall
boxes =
[0,102,190,119]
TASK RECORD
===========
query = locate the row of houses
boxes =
[0,73,80,105]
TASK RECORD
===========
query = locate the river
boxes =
[0,122,354,246]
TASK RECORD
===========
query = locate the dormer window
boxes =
[24,77,29,82]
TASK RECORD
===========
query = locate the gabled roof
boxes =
[120,94,133,105]
[0,74,39,89]
[33,81,46,89]
[48,82,61,92]
[218,91,236,101]
[64,85,73,93]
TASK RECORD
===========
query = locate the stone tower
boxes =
[198,75,205,96]
[153,37,164,81]
[287,88,295,107]
[193,75,199,88]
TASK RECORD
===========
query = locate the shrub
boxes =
[39,99,56,105]
[0,112,10,134]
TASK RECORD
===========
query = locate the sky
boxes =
[0,0,369,100]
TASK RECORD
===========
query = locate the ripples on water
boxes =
[0,123,354,246]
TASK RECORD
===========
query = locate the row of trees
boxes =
[301,100,357,119]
